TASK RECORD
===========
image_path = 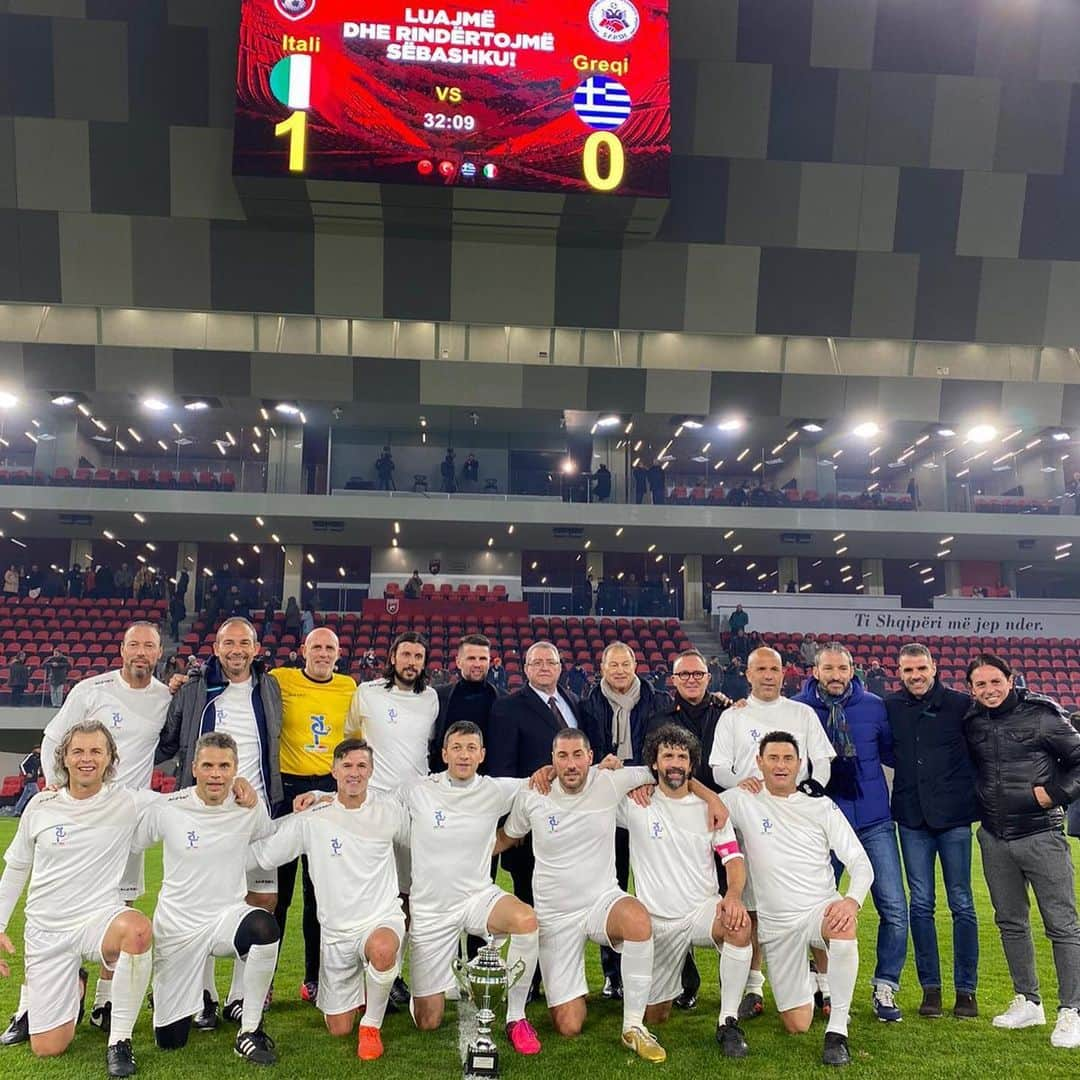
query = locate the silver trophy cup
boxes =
[451,936,525,1077]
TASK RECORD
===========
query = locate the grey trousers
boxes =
[978,826,1080,1009]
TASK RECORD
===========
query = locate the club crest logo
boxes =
[761,817,773,835]
[186,830,199,849]
[434,809,447,829]
[330,836,343,857]
[650,819,664,840]
[387,707,399,726]
[588,0,640,43]
[307,715,329,750]
[274,0,316,21]
[111,710,123,729]
[386,596,400,615]
[547,814,559,832]
[53,825,67,845]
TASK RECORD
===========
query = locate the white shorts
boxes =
[758,897,837,1013]
[394,840,411,895]
[25,906,127,1035]
[246,865,278,895]
[317,913,406,1017]
[410,884,506,998]
[648,897,720,1006]
[152,903,257,1027]
[539,888,627,1009]
[120,849,145,902]
[731,829,755,910]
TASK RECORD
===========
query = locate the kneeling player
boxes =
[251,738,406,1061]
[132,732,278,1064]
[623,725,753,1057]
[721,732,873,1067]
[0,721,154,1077]
[407,721,541,1053]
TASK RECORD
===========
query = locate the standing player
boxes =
[721,732,873,1067]
[708,646,835,1019]
[623,724,752,1058]
[132,732,278,1064]
[0,721,154,1077]
[346,631,438,1005]
[269,627,356,1005]
[20,622,170,1041]
[250,739,407,1061]
[407,721,541,1054]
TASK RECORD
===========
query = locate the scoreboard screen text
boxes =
[232,0,670,197]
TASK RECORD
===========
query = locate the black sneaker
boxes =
[954,991,978,1019]
[737,992,764,1020]
[387,975,410,1013]
[90,1001,112,1035]
[106,1038,136,1078]
[193,990,220,1031]
[602,975,623,1000]
[235,1027,277,1066]
[822,1031,851,1066]
[674,990,698,1010]
[919,988,943,1018]
[0,1012,28,1046]
[223,999,244,1024]
[716,1017,749,1059]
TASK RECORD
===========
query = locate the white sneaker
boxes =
[1052,1007,1080,1048]
[992,995,1046,1029]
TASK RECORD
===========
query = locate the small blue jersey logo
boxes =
[761,817,773,834]
[53,825,67,845]
[650,820,664,840]
[387,707,399,725]
[186,830,199,849]
[547,814,559,832]
[111,710,123,729]
[330,836,343,857]
[434,809,446,829]
[307,715,329,751]
[749,727,761,740]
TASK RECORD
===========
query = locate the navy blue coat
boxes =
[795,676,895,832]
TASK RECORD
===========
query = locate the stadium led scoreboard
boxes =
[232,0,670,197]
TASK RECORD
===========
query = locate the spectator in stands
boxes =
[721,657,749,701]
[375,446,396,490]
[964,653,1080,1044]
[262,599,276,639]
[133,564,153,601]
[8,651,28,706]
[800,632,819,669]
[169,588,186,641]
[462,453,480,489]
[707,655,723,693]
[25,564,42,599]
[66,562,83,598]
[300,606,315,640]
[729,628,751,664]
[907,476,920,509]
[729,604,749,636]
[83,562,96,597]
[647,462,665,505]
[486,654,508,693]
[651,662,669,690]
[96,562,115,599]
[2,565,18,596]
[284,596,302,639]
[766,482,784,507]
[886,643,979,1019]
[782,659,803,698]
[748,482,768,507]
[362,647,378,680]
[286,650,302,668]
[43,565,63,599]
[593,463,612,502]
[10,744,41,817]
[622,573,640,617]
[786,579,797,593]
[161,653,187,683]
[115,562,134,599]
[403,570,423,600]
[1013,668,1027,690]
[726,482,747,507]
[796,643,908,1023]
[44,647,71,708]
[632,462,648,504]
[440,449,457,493]
[865,659,888,697]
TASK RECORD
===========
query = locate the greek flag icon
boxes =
[572,75,632,131]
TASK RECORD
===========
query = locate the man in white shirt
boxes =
[346,631,438,1007]
[133,732,278,1065]
[721,731,874,1067]
[33,621,170,1039]
[0,720,154,1078]
[407,720,541,1056]
[499,728,730,1062]
[622,724,752,1058]
[708,646,835,1019]
[250,738,407,1062]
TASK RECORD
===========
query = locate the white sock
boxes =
[108,950,153,1046]
[241,944,278,1033]
[719,943,753,1024]
[94,976,112,1010]
[505,930,538,1024]
[620,938,654,1033]
[360,962,399,1030]
[16,983,27,1017]
[203,954,218,1004]
[228,957,246,1003]
[825,939,858,1037]
[745,968,765,995]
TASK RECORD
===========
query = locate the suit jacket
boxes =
[429,678,502,772]
[485,684,582,778]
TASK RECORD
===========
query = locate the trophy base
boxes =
[464,1046,500,1077]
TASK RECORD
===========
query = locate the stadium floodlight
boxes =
[142,397,168,411]
[967,424,997,443]
[0,393,18,409]
[275,402,301,415]
[936,427,956,437]
[801,421,824,433]
[51,394,76,406]
[852,421,879,438]
[717,417,743,432]
[184,399,210,411]
[596,414,621,427]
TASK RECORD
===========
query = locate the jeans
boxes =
[977,826,1080,1009]
[13,780,37,816]
[898,823,978,993]
[49,683,64,707]
[832,819,909,989]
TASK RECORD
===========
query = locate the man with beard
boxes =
[885,643,978,1020]
[794,643,908,1023]
[429,635,501,769]
[721,732,872,1066]
[156,617,283,1028]
[623,725,752,1057]
[269,628,356,1006]
[346,631,439,1007]
[579,641,673,999]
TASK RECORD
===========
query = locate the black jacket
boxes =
[886,679,978,831]
[579,678,674,765]
[430,678,502,772]
[964,688,1080,841]
[486,685,582,778]
[647,694,724,791]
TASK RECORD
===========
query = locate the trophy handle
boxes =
[504,957,526,991]
[450,957,475,1004]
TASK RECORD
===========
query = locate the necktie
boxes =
[548,695,568,729]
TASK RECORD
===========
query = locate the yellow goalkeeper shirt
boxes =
[271,666,358,776]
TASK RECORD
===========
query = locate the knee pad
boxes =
[154,1017,191,1050]
[234,909,281,956]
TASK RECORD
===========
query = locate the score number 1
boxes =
[583,132,624,192]
[275,111,307,172]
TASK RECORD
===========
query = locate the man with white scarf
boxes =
[579,642,675,999]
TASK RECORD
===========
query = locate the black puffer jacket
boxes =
[964,688,1080,841]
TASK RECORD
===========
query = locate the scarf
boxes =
[675,695,712,737]
[601,677,641,761]
[814,680,860,801]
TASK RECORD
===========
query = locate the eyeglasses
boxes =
[526,659,559,668]
[673,671,707,682]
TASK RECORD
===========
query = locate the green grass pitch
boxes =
[0,819,1078,1079]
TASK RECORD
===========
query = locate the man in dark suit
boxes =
[429,634,502,771]
[486,641,581,996]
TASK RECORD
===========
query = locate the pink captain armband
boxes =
[714,839,742,861]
